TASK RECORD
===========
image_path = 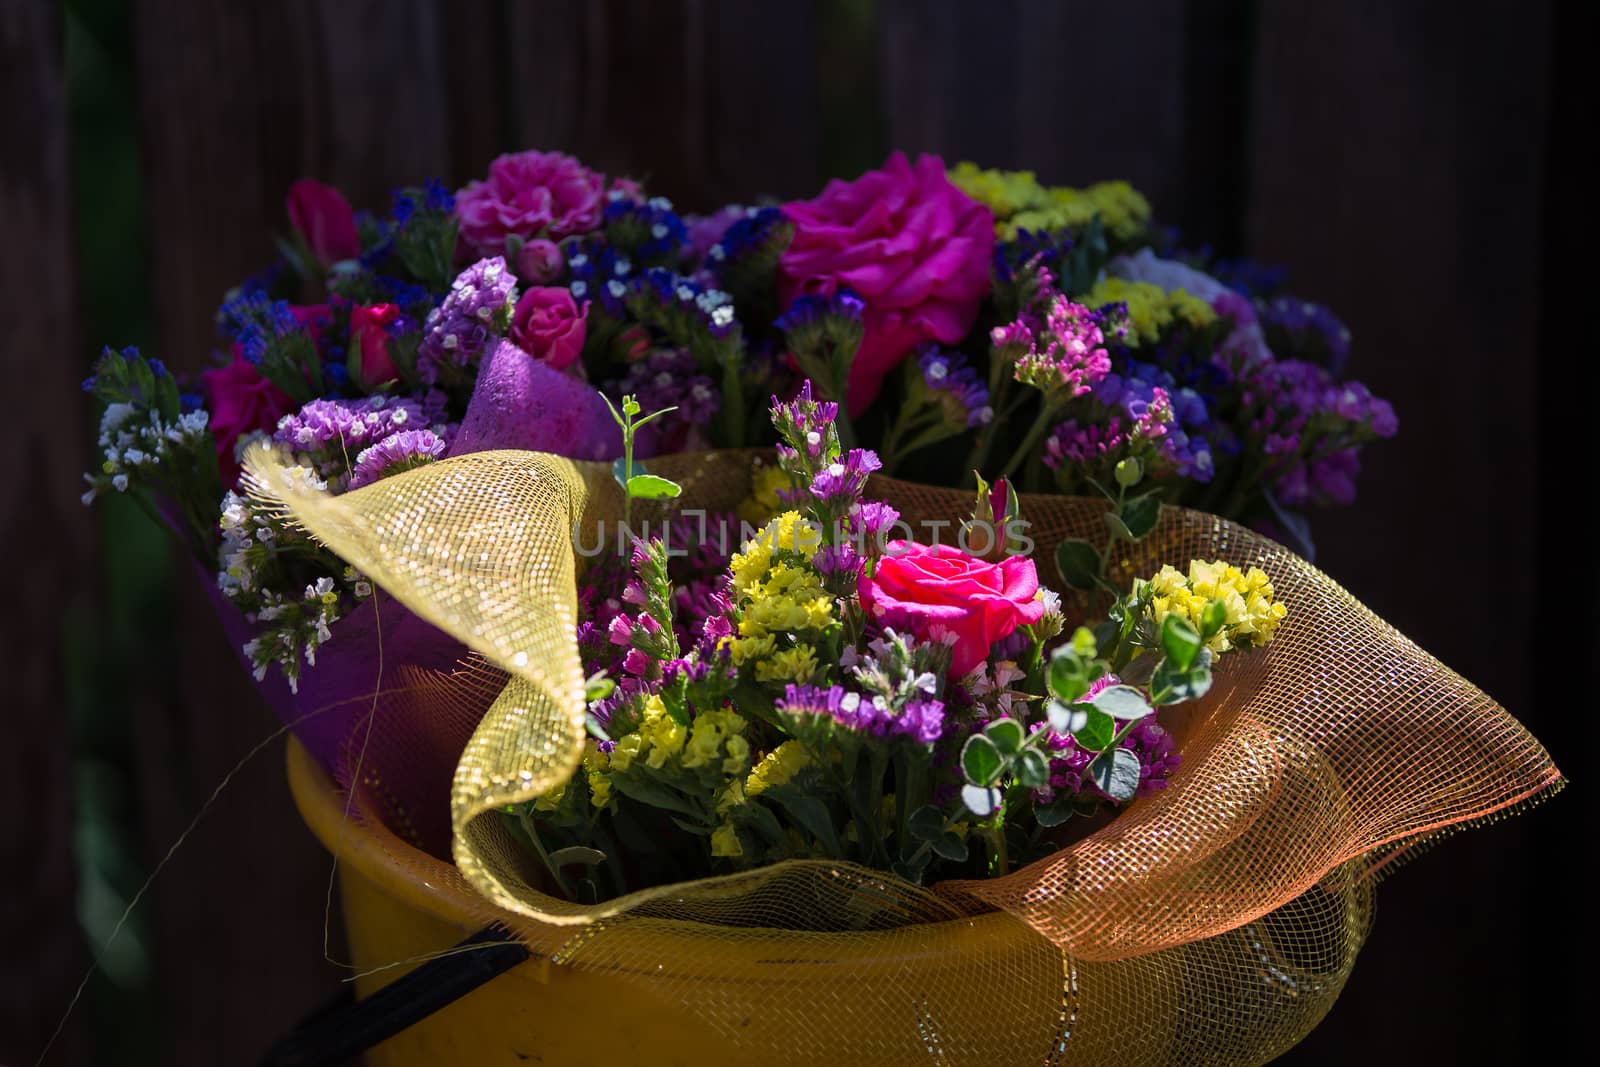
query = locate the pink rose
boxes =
[348,303,401,388]
[509,287,588,371]
[287,179,360,266]
[455,151,606,258]
[778,152,994,415]
[513,238,564,283]
[202,355,293,487]
[859,542,1045,678]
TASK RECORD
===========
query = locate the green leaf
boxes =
[960,784,1002,818]
[1160,614,1203,672]
[764,783,842,857]
[735,800,788,847]
[584,671,615,703]
[1120,496,1161,540]
[960,734,1005,787]
[1047,647,1089,703]
[625,474,683,500]
[1102,511,1134,541]
[611,456,637,489]
[1200,599,1228,640]
[1089,684,1154,721]
[1045,700,1086,735]
[609,773,702,819]
[1033,795,1077,828]
[546,846,607,867]
[1055,539,1101,591]
[930,832,969,862]
[907,804,947,842]
[1150,657,1214,706]
[1015,748,1051,790]
[984,717,1026,755]
[1090,748,1141,803]
[1071,707,1116,751]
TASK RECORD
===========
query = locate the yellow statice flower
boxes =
[534,738,613,811]
[947,162,1053,221]
[1066,180,1152,242]
[1084,278,1214,344]
[754,642,820,685]
[715,778,747,816]
[724,511,835,680]
[710,821,744,858]
[737,461,792,526]
[745,740,811,798]
[681,707,749,772]
[1147,560,1287,653]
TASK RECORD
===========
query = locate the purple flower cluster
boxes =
[1091,371,1213,480]
[918,348,992,429]
[1003,295,1113,400]
[1259,296,1352,375]
[771,380,841,472]
[274,395,427,452]
[774,288,866,335]
[1036,676,1182,801]
[219,292,316,366]
[778,684,945,744]
[415,257,518,386]
[808,449,881,509]
[348,428,447,489]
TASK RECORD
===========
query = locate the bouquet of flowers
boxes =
[82,148,1554,1065]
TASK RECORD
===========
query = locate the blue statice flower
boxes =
[604,194,688,264]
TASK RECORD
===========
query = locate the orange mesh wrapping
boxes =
[250,445,1561,1064]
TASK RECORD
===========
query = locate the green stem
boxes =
[997,403,1058,481]
[517,808,574,900]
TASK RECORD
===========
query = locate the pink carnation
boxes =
[455,150,606,258]
[777,152,994,415]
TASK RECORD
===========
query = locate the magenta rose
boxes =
[348,303,401,388]
[859,542,1045,678]
[286,179,360,266]
[202,355,293,487]
[513,237,565,283]
[455,150,606,258]
[777,152,994,415]
[509,287,588,371]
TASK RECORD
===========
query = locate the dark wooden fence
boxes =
[5,2,1578,1065]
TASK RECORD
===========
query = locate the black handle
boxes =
[260,925,532,1066]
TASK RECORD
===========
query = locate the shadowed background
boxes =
[3,1,1587,1064]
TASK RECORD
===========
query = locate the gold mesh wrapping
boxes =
[248,444,1561,1064]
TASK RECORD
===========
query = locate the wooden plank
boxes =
[125,3,460,1062]
[881,0,1189,212]
[0,1,90,1064]
[1244,4,1553,1062]
[506,0,821,208]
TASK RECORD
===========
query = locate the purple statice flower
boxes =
[1043,418,1127,471]
[415,257,518,386]
[993,229,1073,289]
[776,684,945,744]
[918,348,993,429]
[1036,675,1181,801]
[773,288,866,335]
[1007,295,1113,400]
[685,205,753,266]
[635,267,738,338]
[1260,296,1353,376]
[274,395,427,451]
[1094,369,1213,481]
[347,428,447,489]
[607,349,720,454]
[812,542,863,581]
[604,194,688,262]
[850,500,901,540]
[808,448,881,509]
[706,206,789,274]
[218,291,307,366]
[392,178,456,223]
[770,380,842,477]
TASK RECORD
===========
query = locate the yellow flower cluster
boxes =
[744,740,811,798]
[608,694,685,773]
[1083,278,1216,344]
[1147,560,1287,653]
[535,738,614,811]
[948,163,1152,242]
[681,706,751,775]
[737,462,792,526]
[726,512,832,684]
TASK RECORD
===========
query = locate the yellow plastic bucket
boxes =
[287,738,1071,1065]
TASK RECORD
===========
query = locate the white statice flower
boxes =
[98,402,137,440]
